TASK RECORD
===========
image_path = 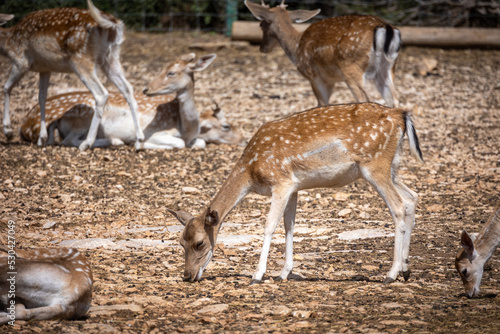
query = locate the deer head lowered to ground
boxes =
[245,0,401,107]
[168,102,423,284]
[455,201,500,298]
[20,53,244,149]
[0,246,93,324]
[0,0,144,150]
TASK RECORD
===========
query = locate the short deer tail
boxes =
[403,112,424,163]
[374,24,401,61]
[87,0,124,44]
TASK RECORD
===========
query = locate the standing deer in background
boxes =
[0,0,144,150]
[168,103,423,284]
[245,0,401,107]
[20,54,241,149]
[0,246,93,324]
[455,201,500,298]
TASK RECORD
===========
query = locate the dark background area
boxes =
[0,0,499,34]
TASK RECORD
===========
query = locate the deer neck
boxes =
[176,81,200,146]
[474,207,500,262]
[275,23,302,65]
[206,164,252,239]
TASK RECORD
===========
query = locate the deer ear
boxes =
[190,54,216,72]
[180,53,196,63]
[0,14,14,26]
[245,0,273,21]
[166,208,194,226]
[288,9,321,23]
[460,230,475,255]
[205,208,220,227]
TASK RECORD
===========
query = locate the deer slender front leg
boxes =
[251,187,294,284]
[3,65,26,139]
[37,72,51,146]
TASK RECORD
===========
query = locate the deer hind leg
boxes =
[343,67,370,104]
[3,65,26,139]
[394,179,418,280]
[142,132,186,150]
[278,191,298,280]
[37,72,51,146]
[361,166,413,283]
[9,303,66,321]
[252,186,295,284]
[71,60,109,151]
[103,54,145,150]
[374,62,398,108]
[310,77,334,107]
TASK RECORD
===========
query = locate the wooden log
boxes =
[231,21,500,48]
[398,27,500,47]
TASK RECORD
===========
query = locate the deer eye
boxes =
[222,124,231,131]
[167,71,175,77]
[196,240,204,249]
[462,269,468,276]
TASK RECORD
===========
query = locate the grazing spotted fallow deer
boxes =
[20,54,242,149]
[0,246,93,324]
[168,103,423,284]
[0,0,144,150]
[455,201,500,298]
[245,0,401,107]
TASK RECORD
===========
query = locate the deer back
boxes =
[297,15,395,79]
[3,6,123,72]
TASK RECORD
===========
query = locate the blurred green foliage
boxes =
[0,0,498,32]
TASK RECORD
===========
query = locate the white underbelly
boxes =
[294,162,360,190]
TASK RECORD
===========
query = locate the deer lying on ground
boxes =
[168,102,423,284]
[0,0,144,150]
[245,0,401,107]
[0,246,93,324]
[455,201,500,298]
[20,54,243,149]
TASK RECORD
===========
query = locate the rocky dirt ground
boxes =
[0,31,499,333]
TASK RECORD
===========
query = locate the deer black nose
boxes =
[183,272,194,282]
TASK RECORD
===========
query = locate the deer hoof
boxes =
[4,126,13,140]
[79,141,91,151]
[37,137,47,147]
[134,141,144,151]
[249,279,261,285]
[403,270,411,282]
[382,277,395,284]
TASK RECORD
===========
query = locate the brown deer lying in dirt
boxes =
[0,246,93,324]
[455,201,500,298]
[21,54,244,149]
[168,102,422,284]
[245,0,401,107]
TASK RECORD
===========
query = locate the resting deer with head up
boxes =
[455,201,500,298]
[0,0,144,150]
[20,53,243,149]
[245,0,401,107]
[0,246,93,324]
[168,102,423,284]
